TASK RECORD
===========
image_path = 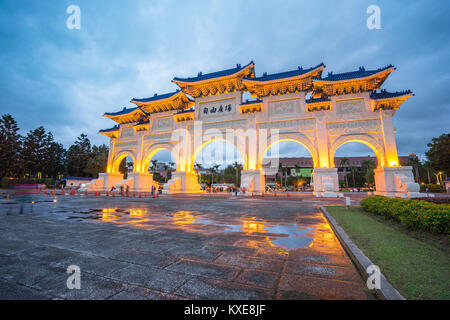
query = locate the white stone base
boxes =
[313,168,339,198]
[240,170,265,194]
[164,171,202,194]
[126,172,158,192]
[93,173,123,191]
[374,166,423,198]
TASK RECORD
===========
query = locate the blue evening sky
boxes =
[0,0,449,165]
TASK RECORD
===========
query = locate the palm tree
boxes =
[163,164,169,182]
[278,162,283,188]
[361,159,376,188]
[407,156,421,183]
[232,162,243,187]
[339,157,349,187]
[150,159,158,173]
[210,164,220,187]
[194,162,203,184]
[424,161,432,184]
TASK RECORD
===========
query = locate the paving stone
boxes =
[214,253,285,273]
[45,273,125,300]
[108,264,191,293]
[166,260,240,280]
[278,274,374,300]
[0,279,52,300]
[284,261,362,282]
[235,269,280,289]
[175,277,273,300]
[111,250,178,268]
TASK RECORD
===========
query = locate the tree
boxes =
[426,133,450,176]
[163,164,169,182]
[339,157,349,187]
[44,137,67,178]
[361,159,376,188]
[85,144,108,178]
[407,155,422,183]
[232,161,242,187]
[21,127,49,178]
[210,164,220,186]
[194,162,203,184]
[65,134,92,177]
[150,159,158,173]
[0,114,22,178]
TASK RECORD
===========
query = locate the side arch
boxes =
[141,143,178,173]
[329,134,386,167]
[259,132,319,169]
[111,150,137,174]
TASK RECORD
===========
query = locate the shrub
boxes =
[1,177,10,189]
[420,184,444,193]
[360,196,450,234]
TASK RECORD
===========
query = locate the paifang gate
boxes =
[89,61,421,198]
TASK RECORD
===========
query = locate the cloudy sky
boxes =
[0,0,449,164]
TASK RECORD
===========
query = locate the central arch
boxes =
[190,137,247,172]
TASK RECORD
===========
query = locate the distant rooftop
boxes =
[104,107,139,117]
[316,65,395,82]
[370,89,413,100]
[131,90,182,103]
[173,61,254,83]
[247,63,325,82]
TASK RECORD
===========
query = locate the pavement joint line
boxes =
[319,206,405,300]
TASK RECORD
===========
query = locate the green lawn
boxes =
[325,205,450,300]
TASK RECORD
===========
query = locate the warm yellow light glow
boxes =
[242,219,266,234]
[173,211,195,225]
[389,160,398,167]
[129,209,146,217]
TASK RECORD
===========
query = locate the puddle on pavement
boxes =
[68,208,316,252]
[4,199,320,252]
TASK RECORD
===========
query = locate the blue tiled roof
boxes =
[131,90,181,103]
[370,89,413,100]
[173,61,254,83]
[63,176,93,181]
[241,99,263,105]
[316,65,395,82]
[247,63,325,82]
[305,97,331,104]
[99,125,119,133]
[104,107,139,117]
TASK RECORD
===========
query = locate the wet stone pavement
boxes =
[0,193,375,300]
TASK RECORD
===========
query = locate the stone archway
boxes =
[111,150,136,174]
[142,143,178,173]
[190,137,247,172]
[329,134,386,168]
[97,61,421,198]
[259,132,319,170]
